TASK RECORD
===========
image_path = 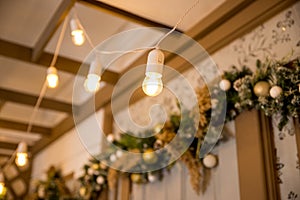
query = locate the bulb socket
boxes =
[89,60,102,75]
[47,66,57,75]
[146,49,164,75]
[17,142,28,153]
[70,18,80,32]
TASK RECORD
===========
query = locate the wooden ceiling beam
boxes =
[32,0,76,61]
[0,39,119,85]
[0,87,76,113]
[77,0,178,30]
[0,99,5,111]
[0,119,51,135]
[0,142,18,150]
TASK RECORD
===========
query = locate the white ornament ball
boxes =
[202,154,218,168]
[147,173,157,183]
[219,79,231,91]
[253,81,270,97]
[87,167,94,175]
[116,150,123,158]
[96,176,105,184]
[269,85,282,98]
[107,134,114,142]
[110,154,117,162]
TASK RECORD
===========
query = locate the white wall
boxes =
[31,109,104,190]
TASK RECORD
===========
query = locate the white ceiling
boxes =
[98,0,225,31]
[0,0,225,152]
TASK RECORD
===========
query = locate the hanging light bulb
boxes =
[15,142,28,167]
[142,49,164,96]
[84,60,102,93]
[47,66,59,88]
[70,18,85,46]
[0,172,6,196]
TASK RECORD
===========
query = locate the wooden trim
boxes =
[0,87,76,113]
[235,110,279,200]
[0,119,51,135]
[120,174,131,200]
[198,0,297,54]
[259,112,280,199]
[77,0,179,31]
[294,119,300,166]
[103,104,113,135]
[32,0,75,61]
[0,39,119,85]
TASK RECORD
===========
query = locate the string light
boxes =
[70,18,85,46]
[142,49,164,96]
[0,172,6,196]
[15,142,28,167]
[84,60,102,93]
[46,66,59,88]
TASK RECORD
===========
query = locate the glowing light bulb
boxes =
[0,183,6,196]
[71,30,85,46]
[0,173,5,196]
[70,18,85,46]
[15,142,28,167]
[142,72,163,96]
[47,66,59,88]
[84,60,102,93]
[143,49,164,97]
[84,74,101,93]
[15,153,28,167]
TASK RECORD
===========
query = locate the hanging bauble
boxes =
[154,139,163,150]
[79,187,87,197]
[130,173,142,183]
[154,123,164,133]
[110,154,117,162]
[202,154,218,168]
[253,81,270,97]
[87,167,94,175]
[219,79,231,91]
[147,173,158,183]
[107,134,114,142]
[100,162,107,169]
[95,185,101,191]
[96,176,105,184]
[92,163,99,170]
[116,150,123,158]
[142,149,158,164]
[269,85,283,98]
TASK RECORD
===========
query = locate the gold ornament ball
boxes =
[269,85,282,98]
[130,173,142,183]
[254,81,270,97]
[142,149,158,164]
